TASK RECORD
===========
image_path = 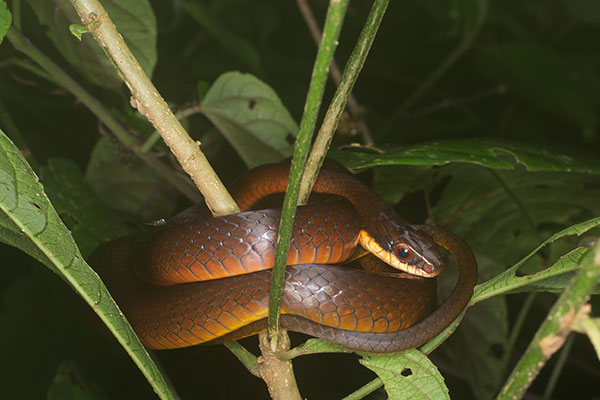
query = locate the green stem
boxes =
[502,292,537,370]
[267,0,349,335]
[497,244,600,400]
[299,0,389,203]
[5,26,201,202]
[223,342,260,378]
[3,57,56,83]
[69,0,236,215]
[11,0,21,29]
[420,310,467,354]
[341,377,383,400]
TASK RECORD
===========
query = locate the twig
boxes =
[296,0,374,145]
[341,377,383,400]
[502,292,537,371]
[139,104,204,153]
[68,0,237,217]
[257,1,350,398]
[257,332,301,400]
[267,0,350,337]
[224,342,260,378]
[299,0,389,204]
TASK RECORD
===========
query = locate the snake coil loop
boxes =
[89,162,477,352]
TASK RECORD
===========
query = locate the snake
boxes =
[89,161,478,353]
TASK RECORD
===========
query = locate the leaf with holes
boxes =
[201,71,298,167]
[331,138,600,174]
[359,350,449,400]
[0,129,178,400]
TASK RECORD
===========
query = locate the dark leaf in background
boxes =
[474,42,596,131]
[24,0,156,91]
[40,158,134,258]
[85,137,178,222]
[47,361,108,400]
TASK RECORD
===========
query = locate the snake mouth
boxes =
[416,259,445,277]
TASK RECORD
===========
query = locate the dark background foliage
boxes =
[1,0,599,399]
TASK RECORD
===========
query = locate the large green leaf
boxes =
[0,1,10,44]
[331,139,600,173]
[201,71,298,167]
[359,350,449,400]
[85,137,178,222]
[24,0,156,91]
[0,129,178,400]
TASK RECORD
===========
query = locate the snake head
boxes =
[359,221,445,278]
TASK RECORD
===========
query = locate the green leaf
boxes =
[47,361,106,400]
[359,350,449,400]
[474,226,600,303]
[0,1,11,44]
[85,137,178,222]
[197,79,210,103]
[202,71,298,167]
[24,0,157,91]
[0,129,178,400]
[284,338,353,358]
[331,139,600,173]
[68,24,88,41]
[474,42,596,129]
[40,158,135,258]
[179,1,262,74]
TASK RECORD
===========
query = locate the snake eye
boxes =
[394,244,413,262]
